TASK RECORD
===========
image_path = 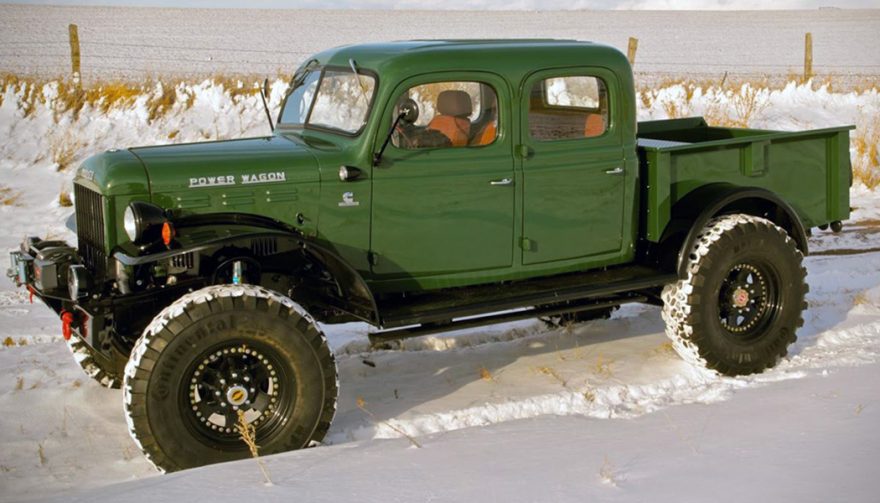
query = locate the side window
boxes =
[528,76,608,141]
[392,81,498,150]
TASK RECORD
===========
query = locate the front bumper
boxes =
[7,237,79,298]
[7,237,96,344]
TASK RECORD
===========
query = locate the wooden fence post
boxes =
[804,32,813,82]
[68,23,81,86]
[627,37,639,67]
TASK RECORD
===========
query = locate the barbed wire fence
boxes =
[1,28,879,87]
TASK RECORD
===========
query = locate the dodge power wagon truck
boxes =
[8,40,852,471]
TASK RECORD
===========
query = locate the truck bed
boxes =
[635,117,853,242]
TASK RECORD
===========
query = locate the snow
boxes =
[48,363,880,503]
[1,22,880,502]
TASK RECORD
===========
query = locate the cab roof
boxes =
[311,39,630,80]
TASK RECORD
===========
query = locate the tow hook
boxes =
[61,311,74,341]
[26,285,35,304]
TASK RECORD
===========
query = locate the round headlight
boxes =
[124,201,169,245]
[123,205,137,241]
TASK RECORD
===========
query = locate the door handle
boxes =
[605,166,624,175]
[489,178,514,186]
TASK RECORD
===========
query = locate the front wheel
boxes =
[123,284,338,472]
[66,335,125,388]
[661,214,807,376]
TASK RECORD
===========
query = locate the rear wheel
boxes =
[661,214,807,376]
[123,284,337,472]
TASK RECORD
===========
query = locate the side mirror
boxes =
[398,98,419,125]
[260,78,274,132]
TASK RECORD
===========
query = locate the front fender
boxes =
[114,227,379,325]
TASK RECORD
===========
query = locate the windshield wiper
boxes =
[285,58,319,99]
[348,58,370,106]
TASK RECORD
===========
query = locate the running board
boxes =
[368,295,647,346]
[377,266,676,329]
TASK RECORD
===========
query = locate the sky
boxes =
[3,0,877,9]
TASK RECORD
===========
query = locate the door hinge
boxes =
[368,251,379,266]
[520,237,534,251]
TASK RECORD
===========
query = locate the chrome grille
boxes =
[74,184,107,277]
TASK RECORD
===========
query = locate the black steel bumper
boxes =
[7,237,97,344]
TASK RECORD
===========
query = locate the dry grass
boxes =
[479,366,496,382]
[598,455,619,487]
[58,186,73,207]
[853,290,878,307]
[3,337,14,347]
[583,388,596,402]
[356,396,422,448]
[37,443,46,466]
[0,72,270,125]
[146,83,178,124]
[593,354,613,379]
[49,132,84,172]
[853,120,880,189]
[535,366,567,387]
[235,410,273,486]
[1,185,23,206]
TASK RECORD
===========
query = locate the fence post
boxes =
[627,37,639,67]
[803,32,813,82]
[68,23,81,86]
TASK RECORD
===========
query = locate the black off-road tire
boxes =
[66,335,125,389]
[123,284,338,472]
[661,214,807,376]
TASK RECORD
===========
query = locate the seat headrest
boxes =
[437,90,472,117]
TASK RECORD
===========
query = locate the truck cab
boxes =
[275,40,639,292]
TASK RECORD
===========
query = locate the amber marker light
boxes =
[161,221,175,246]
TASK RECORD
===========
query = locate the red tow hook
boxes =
[61,311,75,341]
[26,285,35,304]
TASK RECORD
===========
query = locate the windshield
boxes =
[278,68,376,135]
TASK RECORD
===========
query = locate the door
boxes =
[519,69,627,265]
[370,74,514,280]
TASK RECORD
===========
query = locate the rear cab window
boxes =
[529,75,609,141]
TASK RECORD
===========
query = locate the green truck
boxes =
[8,40,852,471]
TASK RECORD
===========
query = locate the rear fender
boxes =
[658,184,809,278]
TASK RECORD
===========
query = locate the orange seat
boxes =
[584,114,605,138]
[427,90,473,147]
[428,115,471,147]
[471,121,496,146]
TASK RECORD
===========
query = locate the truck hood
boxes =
[129,135,320,197]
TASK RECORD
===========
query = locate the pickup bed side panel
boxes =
[640,124,852,242]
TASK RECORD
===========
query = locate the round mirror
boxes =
[397,98,419,124]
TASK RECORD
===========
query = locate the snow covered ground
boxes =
[1,72,880,500]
